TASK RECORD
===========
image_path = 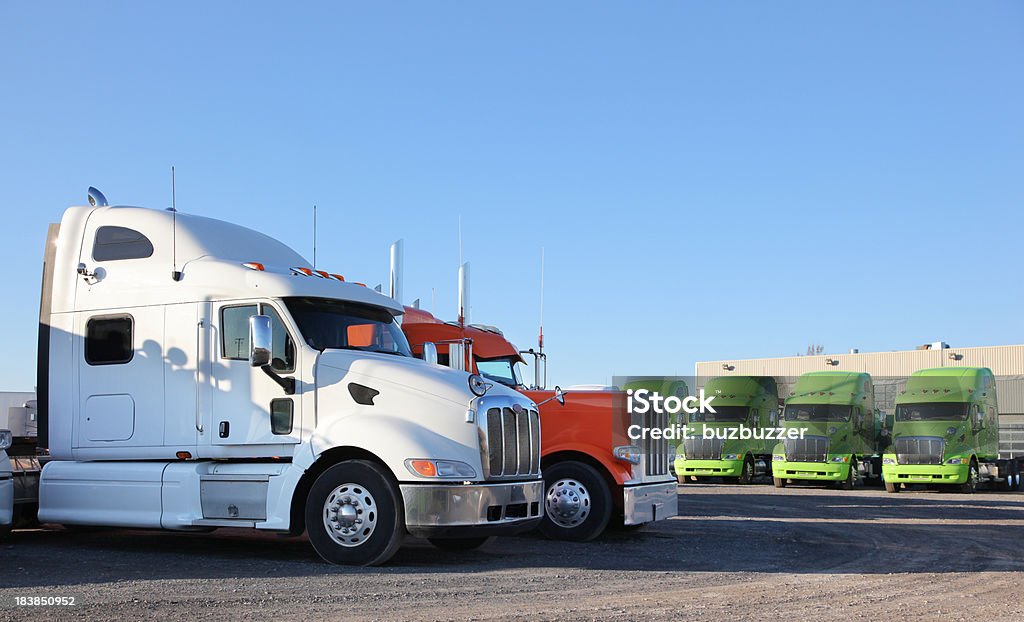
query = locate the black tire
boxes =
[884,481,899,493]
[773,477,786,488]
[427,536,492,551]
[960,459,979,494]
[305,460,404,566]
[0,524,11,540]
[539,461,612,542]
[837,459,856,490]
[737,456,755,485]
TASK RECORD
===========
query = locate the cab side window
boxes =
[221,305,259,360]
[220,303,295,372]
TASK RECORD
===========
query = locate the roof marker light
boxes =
[331,274,345,281]
[243,262,266,271]
[291,267,315,277]
[315,270,331,279]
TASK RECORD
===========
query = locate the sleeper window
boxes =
[85,316,134,365]
[92,226,154,261]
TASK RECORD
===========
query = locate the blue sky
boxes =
[1,2,1022,391]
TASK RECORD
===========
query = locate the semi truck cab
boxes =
[674,376,779,484]
[30,196,543,565]
[882,367,1019,493]
[402,313,679,541]
[772,371,884,489]
[0,431,12,538]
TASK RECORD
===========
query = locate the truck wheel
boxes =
[539,461,612,542]
[305,460,404,566]
[738,456,755,485]
[885,481,899,493]
[837,459,856,490]
[959,459,979,494]
[427,536,492,551]
[773,477,786,488]
[0,524,10,540]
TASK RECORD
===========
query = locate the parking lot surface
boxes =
[2,483,1023,621]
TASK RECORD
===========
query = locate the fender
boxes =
[542,439,634,486]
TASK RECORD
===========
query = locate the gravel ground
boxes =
[2,482,1023,621]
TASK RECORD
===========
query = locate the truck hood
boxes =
[892,421,965,441]
[316,349,525,408]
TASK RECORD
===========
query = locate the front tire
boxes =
[960,459,979,494]
[885,481,900,493]
[837,459,856,490]
[773,477,786,488]
[737,456,755,485]
[305,460,404,566]
[539,461,612,542]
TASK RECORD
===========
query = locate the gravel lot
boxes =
[2,482,1023,621]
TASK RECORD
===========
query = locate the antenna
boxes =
[539,247,545,353]
[431,287,436,311]
[313,204,317,270]
[170,166,182,281]
[458,215,463,267]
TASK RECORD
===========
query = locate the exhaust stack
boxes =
[458,262,470,326]
[389,239,404,303]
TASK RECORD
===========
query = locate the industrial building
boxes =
[696,343,1024,457]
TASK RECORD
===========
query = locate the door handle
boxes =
[195,319,205,433]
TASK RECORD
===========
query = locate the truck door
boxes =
[75,307,166,451]
[209,301,302,450]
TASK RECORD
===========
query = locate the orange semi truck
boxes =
[401,306,679,541]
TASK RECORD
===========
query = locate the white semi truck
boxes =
[14,188,544,565]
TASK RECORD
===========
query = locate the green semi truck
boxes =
[772,371,887,489]
[882,367,1022,493]
[675,376,780,484]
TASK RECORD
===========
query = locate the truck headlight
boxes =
[0,429,11,451]
[772,455,785,462]
[613,445,641,465]
[946,457,964,465]
[830,455,849,463]
[882,457,896,465]
[722,453,740,461]
[405,459,478,479]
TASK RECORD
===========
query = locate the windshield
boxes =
[896,402,970,422]
[476,357,522,388]
[283,297,412,357]
[690,405,749,423]
[784,404,852,422]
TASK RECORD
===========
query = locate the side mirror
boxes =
[249,315,273,368]
[535,386,568,408]
[423,342,439,365]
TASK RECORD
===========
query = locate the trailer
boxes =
[11,189,545,565]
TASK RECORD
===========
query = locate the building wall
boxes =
[696,344,1024,421]
[697,344,1024,457]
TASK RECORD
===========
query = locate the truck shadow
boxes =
[5,485,1023,588]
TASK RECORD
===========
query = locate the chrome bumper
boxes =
[400,480,544,538]
[623,480,678,525]
[0,476,13,528]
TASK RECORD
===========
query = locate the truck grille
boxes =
[784,435,829,462]
[642,408,670,477]
[682,436,723,460]
[483,405,541,479]
[895,436,944,465]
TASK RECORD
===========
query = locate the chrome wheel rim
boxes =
[323,483,378,547]
[545,478,591,528]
